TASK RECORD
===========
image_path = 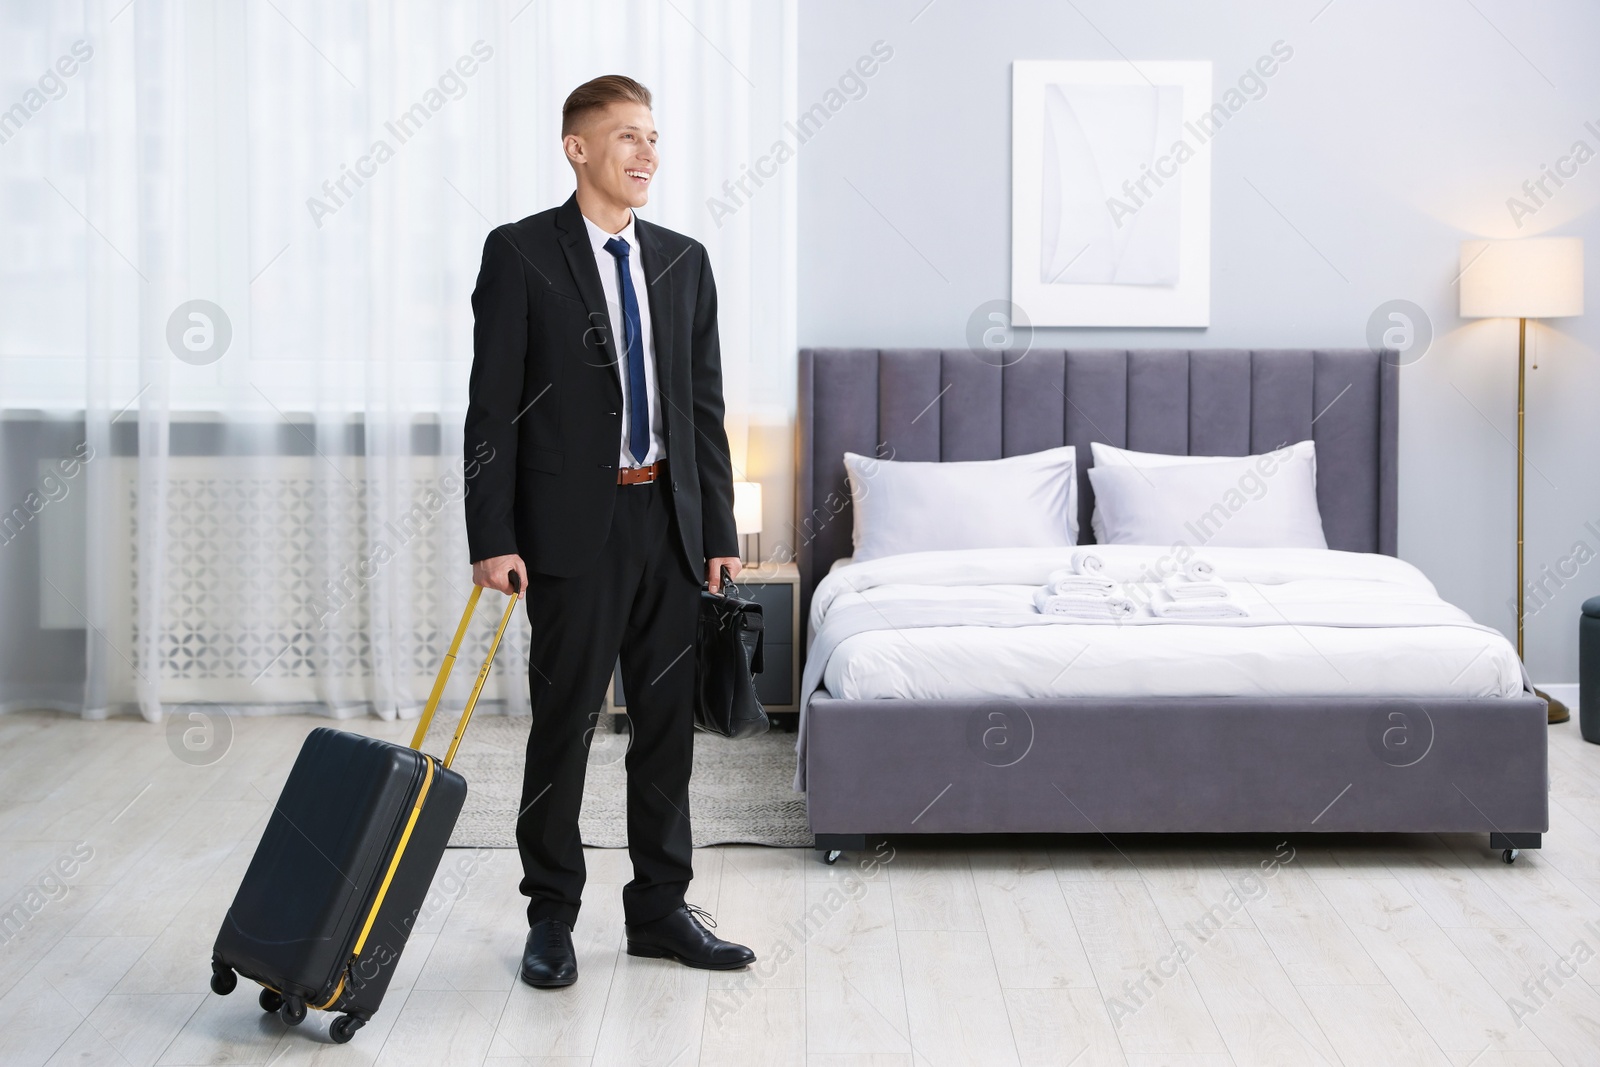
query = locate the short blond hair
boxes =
[562,75,652,137]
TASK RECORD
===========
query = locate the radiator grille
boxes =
[113,457,527,709]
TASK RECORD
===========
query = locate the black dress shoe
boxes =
[625,903,755,970]
[520,918,577,988]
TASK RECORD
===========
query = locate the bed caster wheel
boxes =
[209,963,236,996]
[1502,848,1520,864]
[259,988,284,1013]
[279,995,307,1026]
[329,1014,365,1044]
[824,849,843,865]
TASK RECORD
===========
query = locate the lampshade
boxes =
[1459,237,1584,319]
[733,480,763,535]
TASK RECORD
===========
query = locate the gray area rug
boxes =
[423,713,811,848]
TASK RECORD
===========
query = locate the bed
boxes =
[794,347,1548,863]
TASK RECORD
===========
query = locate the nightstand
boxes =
[608,561,801,726]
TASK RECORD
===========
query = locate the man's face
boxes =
[567,101,658,211]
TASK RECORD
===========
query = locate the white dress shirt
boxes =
[583,210,665,469]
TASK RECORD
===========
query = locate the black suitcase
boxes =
[208,576,521,1044]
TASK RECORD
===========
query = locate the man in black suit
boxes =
[463,74,754,987]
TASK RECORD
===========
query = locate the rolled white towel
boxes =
[1151,590,1249,619]
[1161,573,1230,601]
[1046,568,1119,597]
[1183,557,1216,581]
[1070,548,1106,575]
[1034,586,1136,619]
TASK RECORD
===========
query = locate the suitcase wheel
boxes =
[329,1014,366,1044]
[279,995,307,1026]
[209,962,236,996]
[258,988,283,1014]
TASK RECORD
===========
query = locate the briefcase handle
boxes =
[409,571,521,770]
[709,565,764,674]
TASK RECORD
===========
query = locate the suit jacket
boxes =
[463,194,739,578]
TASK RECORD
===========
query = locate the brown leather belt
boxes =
[618,460,665,486]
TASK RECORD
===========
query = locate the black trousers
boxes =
[516,474,699,929]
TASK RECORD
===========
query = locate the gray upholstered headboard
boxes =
[794,348,1399,626]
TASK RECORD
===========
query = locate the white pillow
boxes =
[843,446,1079,562]
[1089,440,1317,544]
[1086,440,1326,549]
[1090,439,1318,473]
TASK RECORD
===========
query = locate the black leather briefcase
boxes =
[695,567,770,738]
[208,577,522,1044]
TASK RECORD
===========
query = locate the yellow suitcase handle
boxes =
[409,572,522,770]
[292,574,523,1015]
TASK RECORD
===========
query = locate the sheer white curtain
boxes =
[0,0,796,722]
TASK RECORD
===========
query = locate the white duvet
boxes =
[794,546,1527,790]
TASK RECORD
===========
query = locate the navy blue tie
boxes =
[603,236,649,465]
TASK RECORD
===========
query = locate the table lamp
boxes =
[733,480,763,564]
[1459,235,1585,724]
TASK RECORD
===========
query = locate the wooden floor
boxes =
[2,709,1600,1066]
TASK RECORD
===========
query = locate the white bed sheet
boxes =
[812,546,1524,703]
[825,617,1520,701]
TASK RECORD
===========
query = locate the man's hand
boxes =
[707,556,742,594]
[472,553,528,597]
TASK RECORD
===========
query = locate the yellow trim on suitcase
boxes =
[313,754,436,1012]
[354,756,434,957]
[307,578,518,1014]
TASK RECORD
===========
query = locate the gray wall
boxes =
[797,0,1600,685]
[0,417,88,712]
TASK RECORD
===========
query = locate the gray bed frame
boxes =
[795,347,1548,863]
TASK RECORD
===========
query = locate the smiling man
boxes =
[463,74,753,987]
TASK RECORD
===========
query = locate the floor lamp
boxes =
[1459,236,1585,725]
